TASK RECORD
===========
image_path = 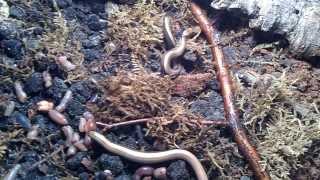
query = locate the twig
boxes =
[96,118,153,130]
[190,2,270,180]
[96,117,228,130]
[28,145,64,171]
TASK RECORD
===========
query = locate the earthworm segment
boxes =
[190,2,270,180]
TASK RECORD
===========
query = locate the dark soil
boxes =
[0,0,319,179]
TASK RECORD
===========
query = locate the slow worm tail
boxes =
[89,131,208,180]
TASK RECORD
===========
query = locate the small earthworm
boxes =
[74,140,88,151]
[71,132,80,144]
[78,117,87,132]
[55,90,72,112]
[14,81,27,103]
[62,125,74,145]
[42,71,52,88]
[133,166,155,180]
[84,134,92,148]
[3,164,21,180]
[37,100,54,112]
[83,111,96,132]
[48,110,68,125]
[153,167,167,180]
[57,56,76,71]
[89,131,208,180]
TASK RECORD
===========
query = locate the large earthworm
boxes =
[55,90,72,112]
[89,131,208,180]
[190,2,270,180]
[14,81,27,103]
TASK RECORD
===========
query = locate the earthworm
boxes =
[57,56,76,71]
[190,3,270,180]
[84,134,92,148]
[153,167,167,180]
[48,110,68,125]
[37,100,54,112]
[133,166,154,180]
[79,117,87,132]
[71,132,80,144]
[3,164,21,180]
[55,90,72,112]
[89,131,208,180]
[14,81,27,103]
[74,140,88,151]
[42,71,52,88]
[83,111,96,132]
[83,111,94,121]
[62,125,74,145]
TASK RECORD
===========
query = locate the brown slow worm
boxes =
[89,131,208,180]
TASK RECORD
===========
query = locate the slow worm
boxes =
[162,16,185,75]
[89,131,208,180]
[163,15,176,50]
[162,16,201,76]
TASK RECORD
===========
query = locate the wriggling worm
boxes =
[161,16,185,75]
[89,131,208,180]
[162,16,201,76]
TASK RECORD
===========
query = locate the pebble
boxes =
[51,0,72,9]
[82,34,102,48]
[9,5,26,20]
[0,0,9,18]
[13,112,31,129]
[83,48,101,62]
[46,77,68,103]
[167,160,191,180]
[87,14,106,31]
[114,175,132,180]
[190,91,225,120]
[79,172,90,180]
[1,39,24,59]
[24,72,44,94]
[4,101,15,117]
[97,154,124,176]
[65,99,85,118]
[0,21,18,40]
[66,152,87,171]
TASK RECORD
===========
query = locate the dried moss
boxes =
[89,72,173,121]
[38,0,86,82]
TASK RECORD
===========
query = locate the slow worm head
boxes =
[89,131,208,180]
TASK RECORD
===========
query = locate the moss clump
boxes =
[237,71,320,179]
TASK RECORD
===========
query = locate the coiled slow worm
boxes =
[161,16,185,75]
[89,131,208,180]
[162,16,201,76]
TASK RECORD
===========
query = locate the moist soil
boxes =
[0,0,319,179]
